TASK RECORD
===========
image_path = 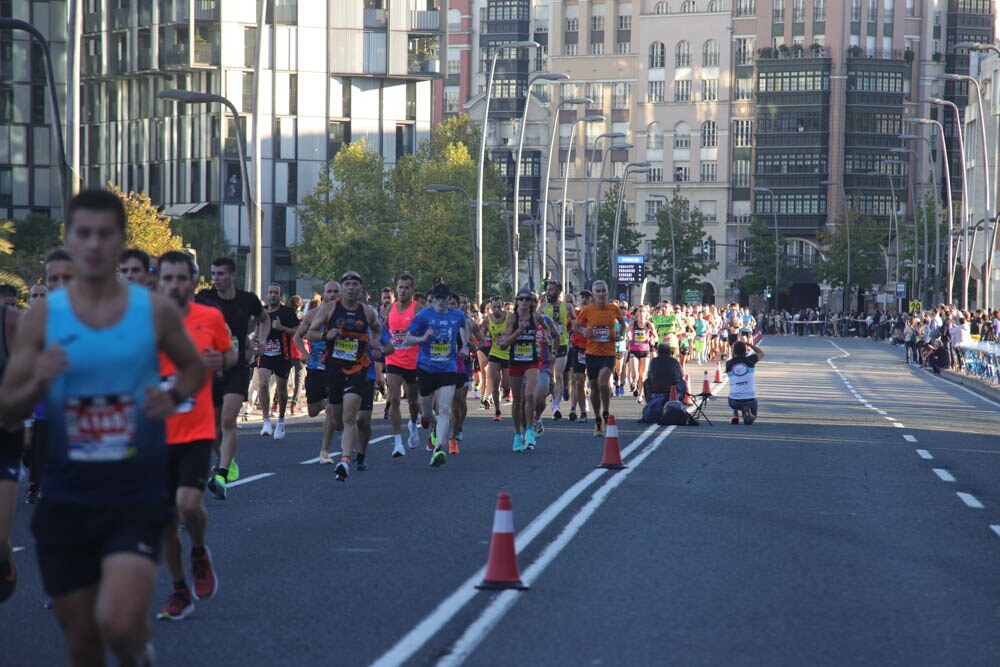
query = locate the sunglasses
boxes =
[516,297,531,302]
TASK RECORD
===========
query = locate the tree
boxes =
[813,207,886,300]
[593,182,643,291]
[107,183,183,256]
[0,220,28,295]
[170,215,231,281]
[292,139,397,292]
[733,218,794,305]
[646,189,717,300]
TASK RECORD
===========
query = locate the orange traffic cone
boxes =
[477,493,528,590]
[714,361,723,383]
[668,385,678,402]
[702,370,712,396]
[683,374,693,406]
[597,415,627,469]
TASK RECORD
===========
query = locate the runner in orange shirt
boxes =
[573,280,628,437]
[155,252,237,620]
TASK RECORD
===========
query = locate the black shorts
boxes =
[385,364,419,386]
[325,367,372,406]
[572,347,588,374]
[454,372,467,389]
[728,332,739,345]
[418,371,456,397]
[305,367,327,404]
[586,354,616,382]
[32,501,171,598]
[0,426,24,482]
[487,355,509,369]
[556,344,568,358]
[630,350,650,359]
[167,440,212,499]
[258,354,291,379]
[360,377,375,412]
[213,364,251,406]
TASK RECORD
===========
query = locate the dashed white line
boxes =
[932,469,956,482]
[227,473,275,487]
[300,451,342,465]
[957,492,984,509]
[916,449,933,459]
[991,525,1000,539]
[877,410,888,415]
[892,423,904,428]
[883,416,895,421]
[903,435,917,442]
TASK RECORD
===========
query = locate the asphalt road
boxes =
[4,336,1000,666]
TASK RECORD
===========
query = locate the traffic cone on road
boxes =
[682,374,693,406]
[714,361,723,383]
[668,385,678,402]
[477,493,528,590]
[702,371,712,396]
[597,415,627,469]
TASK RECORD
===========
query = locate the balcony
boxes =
[754,131,828,148]
[410,10,440,32]
[194,41,220,66]
[195,0,219,22]
[408,55,440,75]
[364,8,387,29]
[273,2,296,25]
[757,45,831,60]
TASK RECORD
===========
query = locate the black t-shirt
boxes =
[648,355,683,390]
[262,304,300,360]
[195,288,264,365]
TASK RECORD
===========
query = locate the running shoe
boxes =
[420,416,429,430]
[456,429,463,442]
[533,418,544,436]
[593,417,603,438]
[524,428,536,450]
[473,389,481,400]
[731,411,740,425]
[512,433,524,453]
[157,587,194,621]
[553,410,563,421]
[503,390,512,403]
[25,483,41,504]
[273,421,286,440]
[492,411,502,422]
[207,474,227,500]
[190,547,217,600]
[407,422,420,449]
[563,388,570,401]
[742,408,755,426]
[429,448,447,467]
[334,460,349,482]
[392,442,405,458]
[320,451,333,464]
[568,411,577,422]
[578,414,588,425]
[448,439,460,455]
[356,453,368,471]
[226,459,240,482]
[0,553,16,604]
[260,420,273,437]
[426,430,437,452]
[632,388,639,398]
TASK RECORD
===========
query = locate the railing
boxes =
[757,46,832,60]
[957,341,1000,386]
[410,10,440,31]
[195,0,219,21]
[194,42,219,66]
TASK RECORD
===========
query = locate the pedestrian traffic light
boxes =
[702,240,711,255]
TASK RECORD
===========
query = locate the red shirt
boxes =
[385,301,419,370]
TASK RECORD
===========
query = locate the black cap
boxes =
[431,283,450,299]
[580,289,593,297]
[340,270,363,283]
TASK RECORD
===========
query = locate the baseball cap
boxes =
[340,270,363,283]
[579,289,593,297]
[431,282,451,299]
[515,287,532,300]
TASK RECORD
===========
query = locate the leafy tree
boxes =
[0,219,28,295]
[733,218,794,304]
[292,139,396,292]
[813,207,886,301]
[646,189,718,300]
[2,213,63,285]
[593,182,643,291]
[107,183,183,256]
[170,215,231,281]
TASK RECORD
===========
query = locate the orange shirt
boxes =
[159,302,232,445]
[576,303,624,357]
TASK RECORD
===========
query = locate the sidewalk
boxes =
[939,368,1000,405]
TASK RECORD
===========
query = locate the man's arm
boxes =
[0,305,66,425]
[748,342,765,361]
[498,314,520,350]
[148,294,207,419]
[253,301,271,350]
[366,305,384,353]
[305,303,333,342]
[293,309,315,355]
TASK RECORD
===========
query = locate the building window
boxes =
[702,79,718,101]
[617,41,631,54]
[244,27,256,69]
[674,80,691,102]
[0,84,14,123]
[617,14,631,29]
[328,120,350,160]
[566,17,578,31]
[444,90,459,113]
[591,13,604,30]
[814,0,827,20]
[273,205,287,248]
[703,39,719,67]
[675,41,691,67]
[649,41,665,68]
[681,0,696,11]
[793,0,806,21]
[773,0,785,21]
[654,2,670,14]
[612,83,631,108]
[700,162,717,181]
[735,0,756,16]
[448,58,460,75]
[733,159,751,187]
[735,37,754,65]
[646,200,662,222]
[673,123,690,147]
[701,121,717,147]
[564,42,577,56]
[647,166,663,182]
[590,42,604,55]
[648,81,665,102]
[585,82,605,104]
[647,123,664,149]
[733,119,753,147]
[674,165,690,182]
[735,78,753,100]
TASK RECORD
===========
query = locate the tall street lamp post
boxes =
[648,193,677,302]
[753,187,781,311]
[476,40,538,306]
[511,72,568,292]
[158,88,261,295]
[559,114,605,290]
[610,163,650,295]
[906,118,953,305]
[583,132,626,283]
[899,133,939,305]
[820,180,851,313]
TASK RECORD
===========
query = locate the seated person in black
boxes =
[644,343,687,399]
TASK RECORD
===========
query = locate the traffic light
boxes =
[702,240,711,255]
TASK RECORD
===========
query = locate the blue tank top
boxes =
[44,285,167,505]
[307,339,326,370]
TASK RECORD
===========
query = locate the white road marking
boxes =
[903,435,917,442]
[883,416,895,421]
[877,410,888,415]
[916,449,933,459]
[892,423,904,428]
[370,423,663,667]
[12,546,24,553]
[991,525,1000,539]
[929,374,1000,408]
[957,492,984,509]
[435,427,676,667]
[932,468,956,482]
[226,473,274,488]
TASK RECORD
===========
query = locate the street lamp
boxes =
[820,180,851,313]
[941,71,993,310]
[158,88,261,295]
[753,187,781,311]
[881,159,910,311]
[559,114,606,289]
[922,96,969,309]
[539,96,591,288]
[425,184,478,288]
[906,117,953,305]
[583,132,626,282]
[476,40,539,306]
[0,19,71,216]
[899,133,938,304]
[649,193,677,302]
[611,163,650,295]
[511,72,568,292]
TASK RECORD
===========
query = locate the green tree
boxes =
[646,189,717,300]
[733,218,794,303]
[593,182,643,290]
[292,139,396,292]
[108,183,183,256]
[0,220,28,295]
[170,215,231,281]
[814,207,886,299]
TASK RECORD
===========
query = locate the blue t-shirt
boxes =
[408,306,467,374]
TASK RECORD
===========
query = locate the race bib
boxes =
[592,325,611,342]
[513,342,535,362]
[578,350,587,363]
[430,341,451,362]
[391,329,407,347]
[160,376,195,415]
[65,395,137,462]
[330,337,360,361]
[263,338,282,356]
[635,330,647,342]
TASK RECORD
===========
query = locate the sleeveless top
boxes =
[486,315,510,361]
[324,300,370,375]
[629,321,654,352]
[44,285,167,505]
[510,313,544,364]
[385,301,418,370]
[543,300,570,347]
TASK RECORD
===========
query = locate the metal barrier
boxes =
[956,341,1000,386]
